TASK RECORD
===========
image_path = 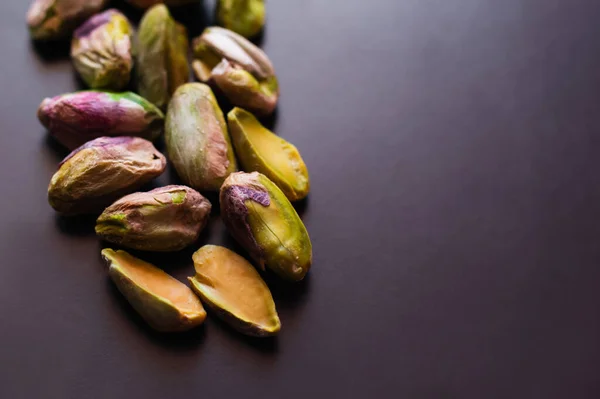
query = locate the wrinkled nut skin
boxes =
[165,83,237,191]
[102,249,207,332]
[125,0,200,8]
[228,107,310,201]
[136,4,190,110]
[216,0,265,38]
[27,0,109,41]
[71,9,134,90]
[189,245,281,337]
[220,172,312,281]
[37,91,164,150]
[48,137,166,216]
[192,27,279,116]
[96,185,212,252]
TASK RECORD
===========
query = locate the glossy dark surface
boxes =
[2,0,600,397]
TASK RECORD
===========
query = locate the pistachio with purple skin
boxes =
[192,27,279,116]
[96,186,212,252]
[48,136,166,216]
[26,0,109,41]
[37,91,164,150]
[220,172,312,282]
[216,0,265,39]
[165,83,237,191]
[136,4,190,110]
[71,9,134,90]
[125,0,200,8]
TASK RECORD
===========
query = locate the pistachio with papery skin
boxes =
[165,83,237,191]
[37,91,164,150]
[48,136,166,216]
[136,4,189,110]
[192,27,278,115]
[216,0,265,38]
[220,172,312,281]
[96,185,212,252]
[71,9,134,90]
[26,0,109,41]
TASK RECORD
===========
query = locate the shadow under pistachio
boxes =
[31,38,71,62]
[109,0,145,25]
[170,2,209,39]
[44,133,71,162]
[259,107,279,131]
[55,213,98,236]
[249,27,266,46]
[105,278,206,350]
[292,195,309,218]
[207,311,279,353]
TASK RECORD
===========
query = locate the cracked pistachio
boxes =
[216,0,265,38]
[220,172,312,282]
[192,27,278,115]
[96,185,212,252]
[103,249,206,332]
[136,4,190,110]
[189,245,280,337]
[165,83,237,191]
[37,91,164,150]
[228,107,309,201]
[71,9,134,90]
[48,136,166,216]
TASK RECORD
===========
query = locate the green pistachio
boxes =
[189,245,280,337]
[216,0,265,38]
[228,107,310,201]
[136,4,189,110]
[165,83,237,191]
[96,185,212,252]
[71,9,134,90]
[220,172,312,282]
[103,249,206,332]
[192,27,278,115]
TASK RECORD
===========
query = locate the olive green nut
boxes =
[96,185,212,252]
[220,172,312,282]
[192,27,279,116]
[48,136,166,216]
[71,9,134,90]
[189,245,280,337]
[136,4,190,110]
[228,107,310,201]
[165,83,237,191]
[102,249,207,332]
[216,0,265,38]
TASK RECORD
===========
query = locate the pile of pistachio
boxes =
[29,0,311,337]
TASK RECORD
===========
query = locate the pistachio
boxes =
[125,0,200,8]
[96,185,211,252]
[48,137,166,216]
[228,108,310,201]
[165,83,237,191]
[71,9,134,90]
[220,172,312,281]
[192,27,278,115]
[136,4,190,110]
[189,245,280,337]
[26,0,109,41]
[37,91,164,150]
[216,0,265,38]
[102,249,206,332]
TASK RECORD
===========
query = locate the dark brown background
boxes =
[2,0,600,397]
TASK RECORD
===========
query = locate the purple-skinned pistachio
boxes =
[37,91,164,150]
[26,0,109,41]
[220,172,312,282]
[96,185,212,252]
[192,27,279,116]
[48,136,166,216]
[216,0,265,39]
[71,9,134,90]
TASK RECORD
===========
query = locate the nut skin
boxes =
[125,0,200,8]
[220,172,312,282]
[96,185,212,252]
[71,9,134,90]
[216,0,265,39]
[37,91,164,150]
[102,248,207,332]
[136,4,190,111]
[27,0,109,41]
[227,107,310,201]
[48,136,166,216]
[192,27,279,116]
[188,245,281,337]
[165,83,237,191]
